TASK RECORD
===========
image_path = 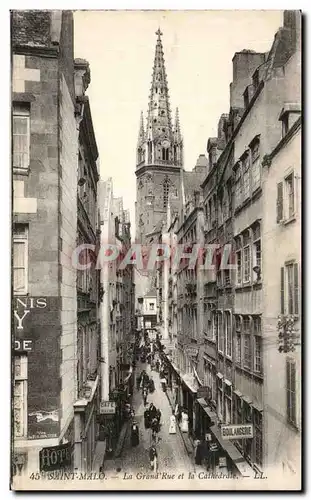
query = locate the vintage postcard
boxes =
[11,9,302,491]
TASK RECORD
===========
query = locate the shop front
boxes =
[74,376,100,472]
[195,396,254,477]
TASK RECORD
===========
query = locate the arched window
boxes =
[162,148,169,161]
[148,141,152,163]
[173,145,177,163]
[137,147,142,163]
[163,179,170,208]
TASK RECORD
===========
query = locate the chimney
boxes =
[230,50,266,109]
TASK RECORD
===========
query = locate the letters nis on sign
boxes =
[39,442,72,472]
[100,401,116,414]
[221,424,254,440]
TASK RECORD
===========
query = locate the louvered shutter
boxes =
[294,263,299,316]
[276,182,284,223]
[281,267,285,314]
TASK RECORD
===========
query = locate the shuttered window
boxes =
[276,182,284,223]
[13,103,30,171]
[280,267,285,314]
[286,358,296,426]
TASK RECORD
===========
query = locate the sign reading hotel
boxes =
[221,424,254,440]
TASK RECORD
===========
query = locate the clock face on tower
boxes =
[162,139,170,149]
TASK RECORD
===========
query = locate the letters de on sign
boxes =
[39,442,72,472]
[221,424,254,440]
[100,401,116,414]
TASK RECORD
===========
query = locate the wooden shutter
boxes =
[294,263,299,316]
[276,182,283,223]
[280,267,285,314]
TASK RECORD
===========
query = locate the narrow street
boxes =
[104,360,195,476]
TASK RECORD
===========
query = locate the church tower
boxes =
[135,29,183,243]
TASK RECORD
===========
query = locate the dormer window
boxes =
[279,104,301,138]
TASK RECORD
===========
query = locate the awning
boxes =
[196,398,217,421]
[216,372,223,379]
[123,365,133,384]
[242,395,253,405]
[251,401,263,412]
[197,397,208,408]
[233,389,243,398]
[224,379,232,386]
[181,373,199,393]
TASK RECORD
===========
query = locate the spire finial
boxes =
[156,28,163,39]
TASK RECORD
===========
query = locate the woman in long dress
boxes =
[169,412,177,434]
[180,410,189,433]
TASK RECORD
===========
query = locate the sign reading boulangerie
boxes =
[221,424,254,440]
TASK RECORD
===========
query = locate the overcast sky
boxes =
[74,10,283,232]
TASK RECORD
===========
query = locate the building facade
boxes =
[12,10,101,478]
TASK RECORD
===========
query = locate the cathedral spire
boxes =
[137,111,145,144]
[174,107,182,142]
[146,29,173,145]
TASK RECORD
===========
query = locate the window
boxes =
[149,302,154,311]
[235,165,242,207]
[253,316,261,335]
[225,312,232,357]
[286,173,295,219]
[243,335,251,370]
[163,179,170,208]
[243,245,250,282]
[224,384,232,424]
[234,395,242,424]
[252,224,261,281]
[212,312,217,342]
[218,313,224,353]
[236,249,242,284]
[251,140,261,191]
[13,103,30,171]
[254,336,262,373]
[217,377,223,421]
[14,355,27,438]
[235,333,241,365]
[277,172,296,223]
[162,147,169,161]
[254,410,263,466]
[13,225,28,294]
[243,154,251,200]
[281,263,299,316]
[286,358,296,426]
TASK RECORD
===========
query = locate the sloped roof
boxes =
[145,288,157,298]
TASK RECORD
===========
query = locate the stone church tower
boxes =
[135,29,183,244]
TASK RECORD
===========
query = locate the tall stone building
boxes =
[135,29,183,245]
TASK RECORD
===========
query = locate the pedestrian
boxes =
[169,411,177,434]
[148,378,155,393]
[155,360,160,372]
[143,386,148,406]
[149,445,158,472]
[131,420,139,447]
[180,409,189,433]
[156,408,161,425]
[136,374,141,390]
[160,376,167,392]
[149,403,157,420]
[151,417,159,440]
[144,407,150,429]
[194,437,204,466]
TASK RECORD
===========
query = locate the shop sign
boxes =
[100,401,116,414]
[219,456,227,468]
[221,424,253,440]
[39,442,72,472]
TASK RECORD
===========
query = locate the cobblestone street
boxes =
[104,361,195,476]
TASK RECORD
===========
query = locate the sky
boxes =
[74,10,283,234]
